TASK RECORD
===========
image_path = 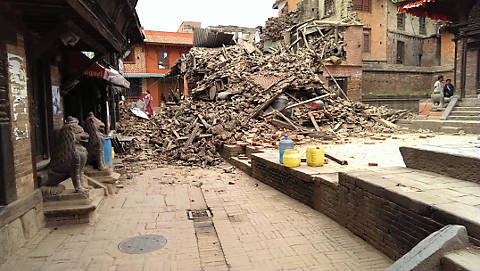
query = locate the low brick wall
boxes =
[251,155,315,207]
[337,172,443,259]
[362,95,425,113]
[248,152,480,260]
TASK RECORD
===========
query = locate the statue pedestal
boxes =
[84,166,120,195]
[42,186,105,227]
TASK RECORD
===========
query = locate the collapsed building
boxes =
[116,15,413,171]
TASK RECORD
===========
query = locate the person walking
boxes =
[143,90,154,116]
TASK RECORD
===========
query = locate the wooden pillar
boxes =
[460,34,468,98]
[0,44,17,205]
[454,38,458,89]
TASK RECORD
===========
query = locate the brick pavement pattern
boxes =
[1,165,392,271]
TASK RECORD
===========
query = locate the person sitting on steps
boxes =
[444,79,455,98]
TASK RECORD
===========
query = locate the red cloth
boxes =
[146,105,153,116]
[398,0,452,22]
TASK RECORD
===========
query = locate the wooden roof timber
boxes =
[4,0,143,54]
[397,0,477,24]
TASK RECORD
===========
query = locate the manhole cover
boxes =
[118,234,167,254]
[187,209,212,220]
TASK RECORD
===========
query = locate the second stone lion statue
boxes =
[82,112,106,170]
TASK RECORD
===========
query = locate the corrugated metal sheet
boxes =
[193,28,234,48]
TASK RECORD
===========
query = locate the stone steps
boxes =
[453,107,480,111]
[457,98,480,107]
[450,111,480,116]
[43,188,105,227]
[441,247,480,271]
[448,115,480,121]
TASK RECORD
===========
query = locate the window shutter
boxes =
[363,30,370,52]
[363,0,371,12]
[352,0,362,11]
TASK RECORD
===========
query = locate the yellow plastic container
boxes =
[306,146,324,167]
[283,149,301,168]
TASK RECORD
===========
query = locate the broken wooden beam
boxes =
[308,112,321,132]
[184,124,200,148]
[325,153,348,165]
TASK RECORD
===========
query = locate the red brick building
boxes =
[124,29,195,107]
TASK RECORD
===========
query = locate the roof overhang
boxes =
[398,0,452,21]
[1,0,144,56]
[124,73,166,78]
[397,0,478,23]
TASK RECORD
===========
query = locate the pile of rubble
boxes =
[262,10,301,42]
[116,41,409,170]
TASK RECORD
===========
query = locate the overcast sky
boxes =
[136,0,279,32]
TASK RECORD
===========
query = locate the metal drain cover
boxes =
[118,234,167,254]
[187,209,212,220]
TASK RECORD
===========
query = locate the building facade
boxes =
[124,29,194,107]
[273,0,303,15]
[0,0,142,264]
[272,0,456,97]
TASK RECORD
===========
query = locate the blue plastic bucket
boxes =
[104,136,112,167]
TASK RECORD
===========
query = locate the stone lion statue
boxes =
[82,112,106,170]
[40,116,89,194]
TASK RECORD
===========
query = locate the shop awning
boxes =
[398,0,452,21]
[84,63,130,88]
[124,73,166,78]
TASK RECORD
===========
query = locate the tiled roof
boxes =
[144,30,193,46]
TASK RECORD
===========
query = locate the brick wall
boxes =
[124,44,146,74]
[247,152,476,260]
[145,44,191,75]
[363,64,453,95]
[6,33,34,198]
[465,47,479,97]
[422,37,440,67]
[320,25,363,101]
[251,157,315,207]
[337,173,443,259]
[454,38,479,97]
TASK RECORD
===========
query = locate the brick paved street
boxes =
[1,165,392,271]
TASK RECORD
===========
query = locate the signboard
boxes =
[7,52,29,140]
[52,85,61,114]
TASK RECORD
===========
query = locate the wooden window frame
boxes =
[158,51,169,70]
[397,13,405,31]
[397,40,405,64]
[419,17,426,35]
[353,0,371,12]
[363,29,371,53]
[124,49,135,64]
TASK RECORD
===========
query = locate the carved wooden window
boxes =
[397,13,405,31]
[353,0,371,12]
[419,17,426,35]
[158,51,168,69]
[363,29,371,52]
[397,41,405,64]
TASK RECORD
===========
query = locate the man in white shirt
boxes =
[434,75,444,94]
